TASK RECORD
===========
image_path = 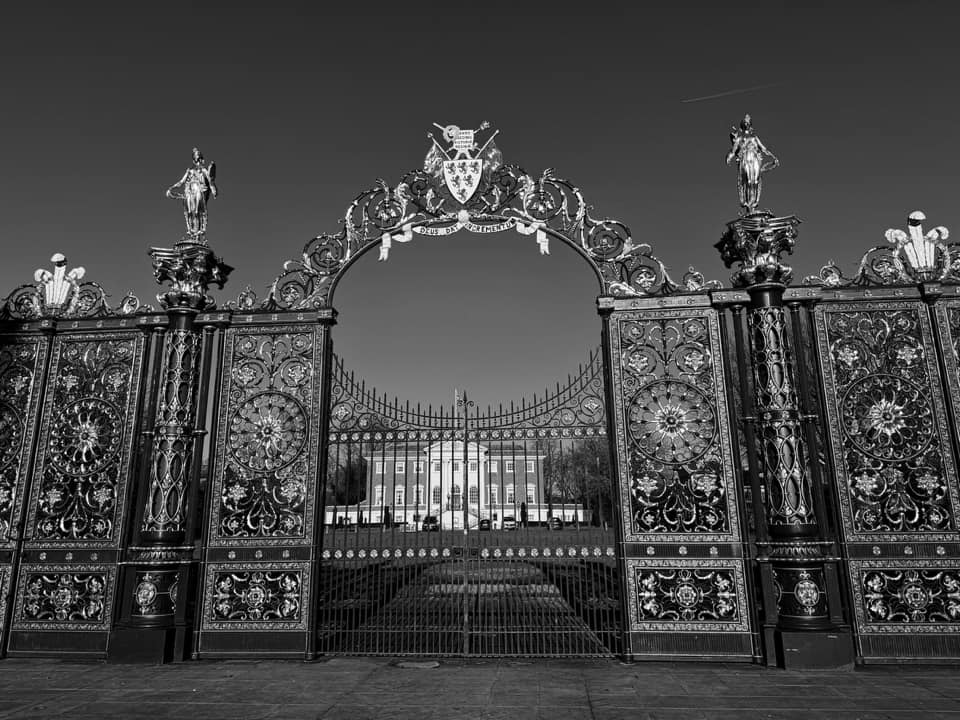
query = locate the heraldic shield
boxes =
[443,159,483,203]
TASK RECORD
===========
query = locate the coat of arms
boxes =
[424,121,502,204]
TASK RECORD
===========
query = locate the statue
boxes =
[726,114,778,214]
[166,148,217,240]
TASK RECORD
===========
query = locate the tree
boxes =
[324,451,367,506]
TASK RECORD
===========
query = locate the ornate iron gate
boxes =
[317,349,619,656]
[604,297,756,660]
[815,289,960,660]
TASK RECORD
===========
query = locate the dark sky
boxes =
[3,2,957,408]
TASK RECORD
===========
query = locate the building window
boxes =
[414,484,424,504]
[506,484,515,504]
[526,484,536,503]
[395,487,405,506]
[526,460,535,473]
[505,461,514,473]
[469,486,479,504]
[432,461,441,473]
[489,461,498,473]
[432,486,441,505]
[395,461,405,474]
[415,461,424,474]
[375,461,384,474]
[453,461,461,473]
[451,484,461,509]
[374,485,384,505]
[469,460,477,472]
[489,485,498,505]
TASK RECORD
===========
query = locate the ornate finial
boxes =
[715,212,800,288]
[149,244,232,311]
[424,121,501,203]
[166,147,217,243]
[33,253,85,314]
[886,211,950,282]
[725,114,779,214]
[804,210,953,287]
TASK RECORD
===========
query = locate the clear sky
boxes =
[2,2,957,408]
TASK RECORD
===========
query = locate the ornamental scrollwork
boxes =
[255,124,718,310]
[211,569,302,623]
[0,253,149,320]
[616,313,736,538]
[862,567,960,625]
[211,328,319,542]
[805,211,958,288]
[16,569,111,628]
[30,335,143,543]
[0,338,44,545]
[818,305,959,536]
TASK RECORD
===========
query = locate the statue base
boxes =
[715,211,801,288]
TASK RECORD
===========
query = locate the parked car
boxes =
[547,517,563,530]
[478,518,491,531]
[421,515,440,532]
[502,515,517,531]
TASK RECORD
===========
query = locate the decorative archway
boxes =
[227,122,718,312]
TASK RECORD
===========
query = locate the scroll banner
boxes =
[377,217,547,259]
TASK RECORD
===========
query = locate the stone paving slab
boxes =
[0,658,957,719]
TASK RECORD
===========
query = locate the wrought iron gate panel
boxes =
[197,318,326,657]
[0,333,49,650]
[816,296,960,660]
[319,350,619,657]
[606,301,754,659]
[7,326,146,656]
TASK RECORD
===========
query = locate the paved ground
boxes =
[0,657,958,719]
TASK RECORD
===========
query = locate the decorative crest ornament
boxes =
[425,121,501,204]
[726,114,779,214]
[804,211,957,287]
[0,253,148,320]
[256,126,719,310]
[166,147,217,243]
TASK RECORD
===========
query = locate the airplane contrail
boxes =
[680,83,781,104]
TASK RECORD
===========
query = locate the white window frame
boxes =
[375,461,384,474]
[505,461,514,473]
[395,461,406,474]
[489,461,498,473]
[468,486,479,504]
[453,461,462,473]
[469,460,478,472]
[414,484,424,504]
[432,486,441,504]
[415,461,424,474]
[395,486,405,506]
[526,484,536,503]
[506,484,515,504]
[374,485,384,505]
[489,485,498,504]
[432,461,441,473]
[526,460,535,473]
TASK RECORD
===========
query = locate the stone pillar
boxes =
[717,212,852,668]
[109,239,231,662]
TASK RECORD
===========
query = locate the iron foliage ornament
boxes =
[0,253,148,320]
[806,211,957,287]
[253,123,718,310]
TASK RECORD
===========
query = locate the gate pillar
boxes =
[108,239,231,662]
[717,211,853,667]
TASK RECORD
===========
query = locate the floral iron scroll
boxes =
[236,124,718,311]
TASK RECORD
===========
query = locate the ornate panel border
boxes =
[624,558,750,633]
[207,324,324,548]
[848,559,960,635]
[934,298,960,450]
[0,564,10,636]
[609,307,741,544]
[0,334,48,552]
[11,563,116,631]
[23,330,146,549]
[814,300,960,544]
[201,561,310,632]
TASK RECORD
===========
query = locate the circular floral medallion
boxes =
[48,398,123,476]
[674,582,701,609]
[794,578,820,609]
[628,380,716,465]
[840,374,933,462]
[0,402,23,471]
[901,582,931,610]
[135,579,158,611]
[230,392,308,472]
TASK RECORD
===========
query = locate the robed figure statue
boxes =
[726,114,778,213]
[167,148,217,239]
